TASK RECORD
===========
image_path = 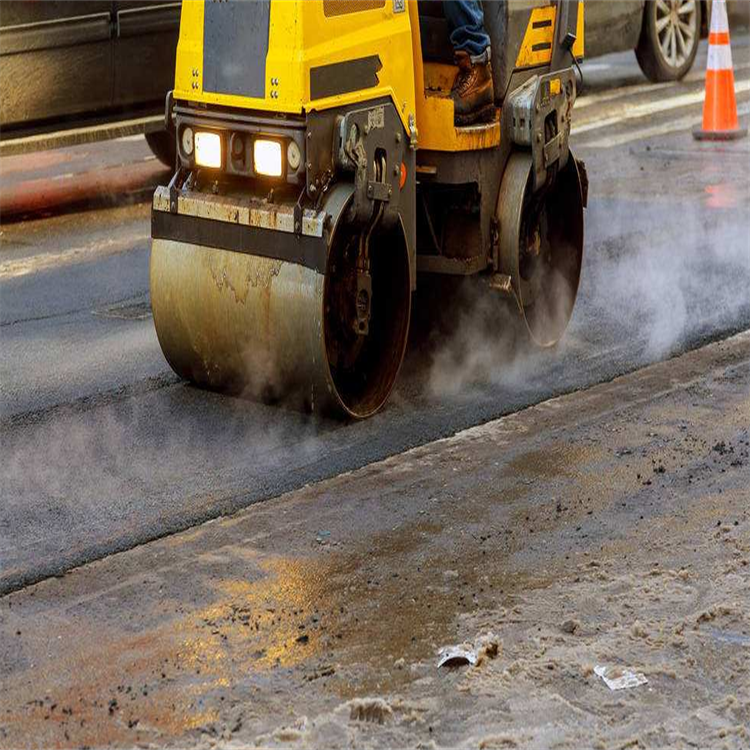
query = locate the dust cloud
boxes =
[425,196,750,399]
[424,280,543,398]
[586,198,750,357]
[0,390,324,589]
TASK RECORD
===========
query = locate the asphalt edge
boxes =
[2,329,749,598]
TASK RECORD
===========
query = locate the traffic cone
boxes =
[694,0,747,141]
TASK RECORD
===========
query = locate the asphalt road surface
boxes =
[1,39,749,599]
[2,320,749,749]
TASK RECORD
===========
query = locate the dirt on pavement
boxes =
[0,333,748,750]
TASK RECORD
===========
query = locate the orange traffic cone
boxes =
[694,0,747,140]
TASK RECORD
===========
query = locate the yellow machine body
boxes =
[514,4,584,69]
[172,0,584,150]
[414,2,584,151]
[151,0,587,418]
[173,0,417,130]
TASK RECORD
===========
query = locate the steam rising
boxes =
[0,391,324,590]
[2,151,748,593]
[426,196,750,398]
[586,199,750,357]
[424,281,543,398]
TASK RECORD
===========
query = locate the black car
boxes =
[0,1,180,164]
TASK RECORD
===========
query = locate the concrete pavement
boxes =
[1,330,748,749]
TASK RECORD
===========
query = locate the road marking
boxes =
[577,80,678,110]
[0,234,149,281]
[579,63,612,72]
[583,100,750,148]
[574,78,750,134]
[116,134,149,143]
[93,299,152,321]
[576,61,750,109]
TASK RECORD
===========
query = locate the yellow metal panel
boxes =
[173,0,416,132]
[423,62,458,94]
[300,0,415,128]
[515,2,585,69]
[515,5,556,69]
[174,0,306,115]
[573,3,585,59]
[418,93,500,151]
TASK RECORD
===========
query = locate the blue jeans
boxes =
[443,0,491,59]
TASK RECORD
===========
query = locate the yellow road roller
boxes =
[151,0,587,418]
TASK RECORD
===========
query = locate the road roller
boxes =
[151,0,587,418]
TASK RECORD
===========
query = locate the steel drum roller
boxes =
[150,186,412,418]
[497,152,585,348]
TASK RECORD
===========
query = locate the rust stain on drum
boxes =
[203,252,281,307]
[247,258,283,289]
[204,253,247,305]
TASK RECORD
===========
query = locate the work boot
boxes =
[450,49,495,127]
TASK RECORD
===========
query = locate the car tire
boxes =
[635,0,702,82]
[146,129,176,168]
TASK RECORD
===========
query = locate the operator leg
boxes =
[443,0,495,125]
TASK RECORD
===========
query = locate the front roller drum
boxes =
[150,191,411,419]
[496,151,585,348]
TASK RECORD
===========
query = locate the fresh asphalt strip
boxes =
[2,319,750,598]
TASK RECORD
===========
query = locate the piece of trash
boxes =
[594,665,648,691]
[437,646,478,668]
[437,632,501,669]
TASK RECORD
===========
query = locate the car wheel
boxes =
[145,129,176,168]
[635,0,702,82]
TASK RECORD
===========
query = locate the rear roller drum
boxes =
[150,187,411,418]
[323,217,411,418]
[496,151,584,348]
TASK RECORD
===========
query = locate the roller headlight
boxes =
[194,131,221,169]
[254,139,283,177]
[181,126,194,156]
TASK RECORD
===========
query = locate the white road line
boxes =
[116,134,148,143]
[577,80,676,109]
[573,78,750,134]
[0,235,149,281]
[576,61,750,109]
[583,100,750,148]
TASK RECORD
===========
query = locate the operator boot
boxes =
[450,49,495,127]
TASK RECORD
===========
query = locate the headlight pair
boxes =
[181,126,301,178]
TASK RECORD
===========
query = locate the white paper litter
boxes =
[594,665,648,691]
[437,646,478,668]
